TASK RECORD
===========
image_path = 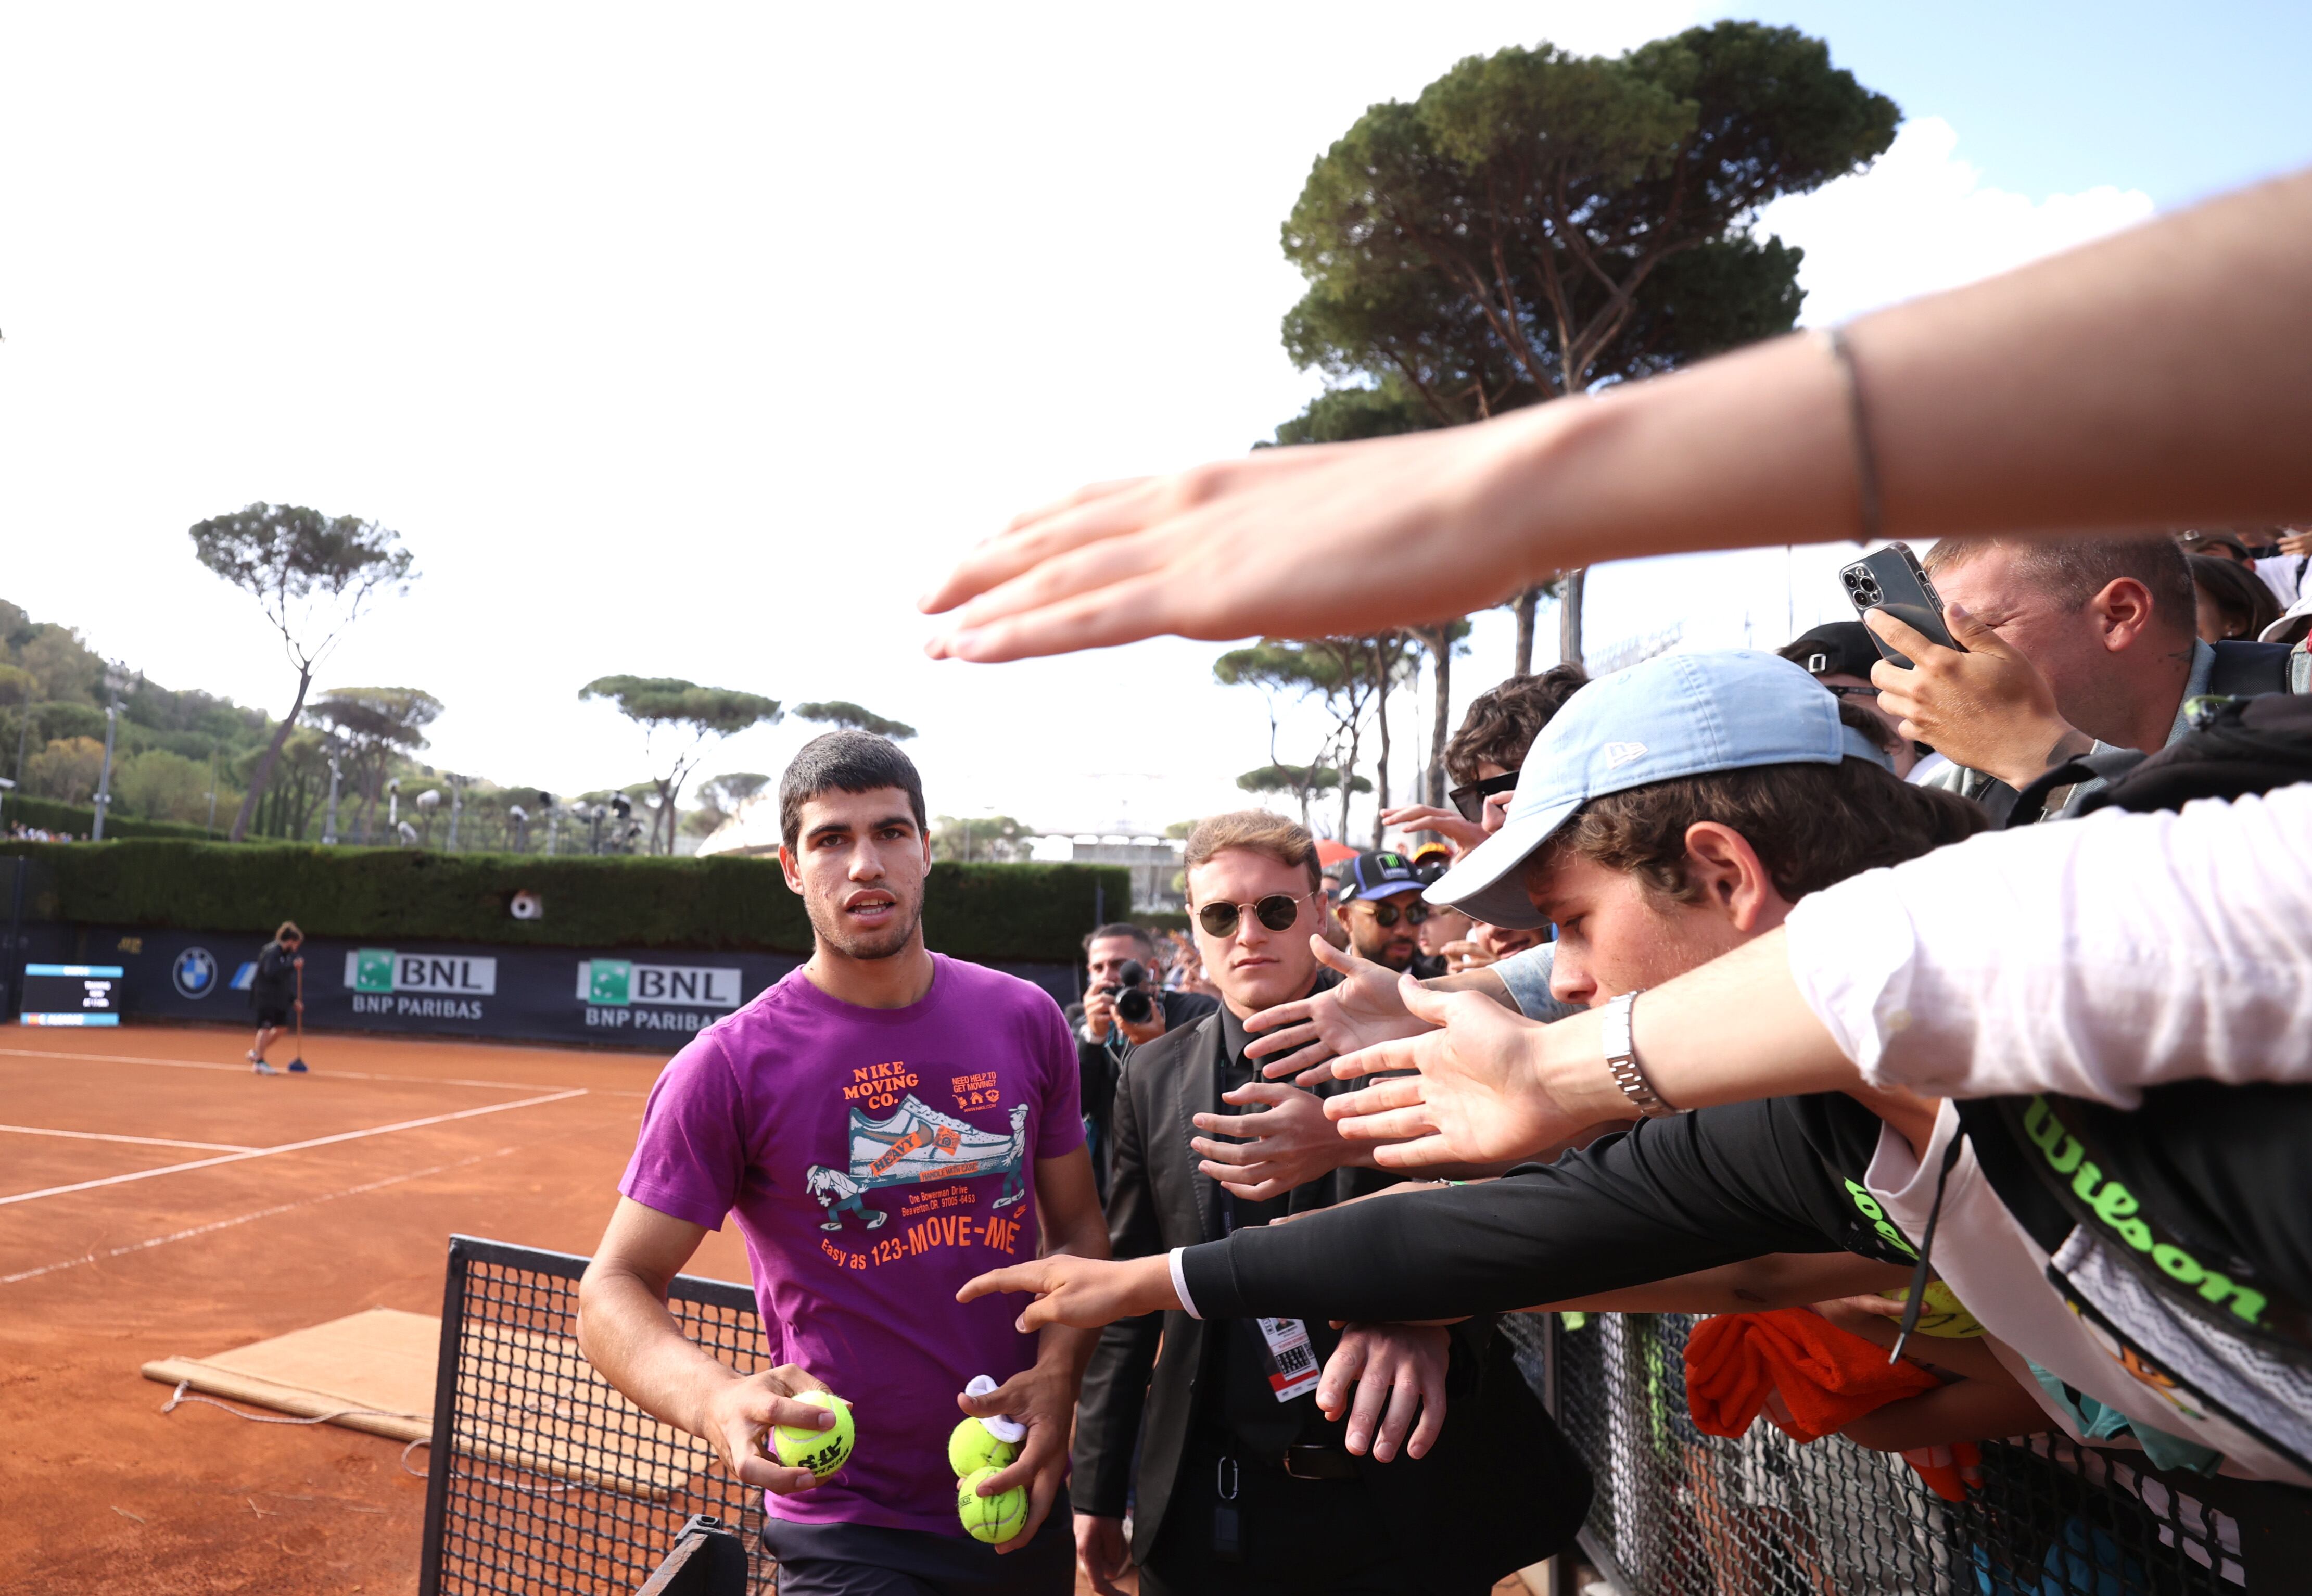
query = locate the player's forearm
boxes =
[576,1266,742,1441]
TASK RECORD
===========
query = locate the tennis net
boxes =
[418,1236,774,1596]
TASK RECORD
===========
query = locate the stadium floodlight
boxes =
[321,736,345,846]
[90,661,131,842]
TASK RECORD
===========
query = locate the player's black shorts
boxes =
[255,1005,290,1028]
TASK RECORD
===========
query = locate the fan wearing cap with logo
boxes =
[1331,851,1430,974]
[963,653,2075,1463]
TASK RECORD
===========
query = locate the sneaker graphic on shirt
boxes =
[805,1099,1031,1231]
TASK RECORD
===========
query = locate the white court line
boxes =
[0,1047,649,1098]
[0,1088,588,1208]
[1,1142,529,1285]
[0,1123,258,1154]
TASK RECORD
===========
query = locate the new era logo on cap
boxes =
[1426,650,1896,930]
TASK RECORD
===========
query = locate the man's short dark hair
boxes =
[1082,921,1157,957]
[778,732,927,848]
[1922,534,2194,634]
[1445,665,1590,786]
[1546,743,1989,906]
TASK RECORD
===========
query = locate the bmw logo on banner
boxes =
[172,946,220,1000]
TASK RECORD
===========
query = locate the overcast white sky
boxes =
[0,3,2284,841]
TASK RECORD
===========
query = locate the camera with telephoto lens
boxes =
[1104,959,1155,1026]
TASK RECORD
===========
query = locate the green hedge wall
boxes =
[0,841,1125,965]
[2,793,218,842]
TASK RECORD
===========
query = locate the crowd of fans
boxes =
[1033,521,2312,1593]
[4,821,80,842]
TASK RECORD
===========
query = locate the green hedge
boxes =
[0,841,1125,964]
[2,793,218,842]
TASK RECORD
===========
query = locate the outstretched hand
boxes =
[1868,604,2089,788]
[1377,803,1487,855]
[1243,937,1431,1083]
[958,1253,1178,1334]
[1326,977,1614,1168]
[917,412,1571,662]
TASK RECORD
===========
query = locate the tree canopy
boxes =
[793,700,918,741]
[1279,22,1895,427]
[1271,22,1893,664]
[579,676,782,854]
[189,502,417,841]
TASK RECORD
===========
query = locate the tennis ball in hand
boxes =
[957,1466,1027,1543]
[771,1390,855,1478]
[949,1416,1020,1478]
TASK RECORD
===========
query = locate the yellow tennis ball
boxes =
[1882,1281,1986,1339]
[948,1417,1019,1478]
[956,1465,1026,1543]
[772,1390,855,1478]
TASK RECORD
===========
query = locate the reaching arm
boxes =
[576,1197,835,1497]
[964,1099,1877,1329]
[923,169,2312,662]
[1242,935,1521,1084]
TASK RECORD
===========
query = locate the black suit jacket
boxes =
[1071,1006,1592,1591]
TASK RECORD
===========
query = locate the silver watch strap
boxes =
[1603,990,1676,1118]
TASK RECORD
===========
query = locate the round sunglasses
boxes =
[1350,898,1431,928]
[1195,891,1318,939]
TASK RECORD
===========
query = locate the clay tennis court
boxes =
[0,1022,755,1595]
[0,1025,1529,1596]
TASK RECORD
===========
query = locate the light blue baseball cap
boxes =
[1426,649,1895,929]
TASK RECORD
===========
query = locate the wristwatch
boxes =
[1603,990,1679,1118]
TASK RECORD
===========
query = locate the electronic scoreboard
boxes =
[19,964,123,1026]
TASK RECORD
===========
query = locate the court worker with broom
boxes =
[247,920,307,1076]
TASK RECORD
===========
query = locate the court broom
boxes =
[288,959,309,1073]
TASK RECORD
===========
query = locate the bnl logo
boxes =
[347,950,499,995]
[577,960,742,1009]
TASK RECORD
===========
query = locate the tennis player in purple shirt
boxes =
[579,732,1108,1596]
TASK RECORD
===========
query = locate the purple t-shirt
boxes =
[619,954,1082,1537]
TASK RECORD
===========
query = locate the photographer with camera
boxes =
[1069,923,1217,1194]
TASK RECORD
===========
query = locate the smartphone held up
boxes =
[1839,542,1965,668]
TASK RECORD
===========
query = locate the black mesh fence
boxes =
[1502,1310,2288,1595]
[418,1236,775,1596]
[416,1237,2302,1594]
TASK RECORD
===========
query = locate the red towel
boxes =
[1685,1308,1939,1443]
[1902,1442,1985,1503]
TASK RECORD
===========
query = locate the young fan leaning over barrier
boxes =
[966,651,2104,1468]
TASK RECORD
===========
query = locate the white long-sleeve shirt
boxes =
[1783,783,2312,1105]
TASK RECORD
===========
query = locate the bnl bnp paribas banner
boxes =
[80,928,802,1048]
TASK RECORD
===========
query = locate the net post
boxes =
[416,1234,474,1596]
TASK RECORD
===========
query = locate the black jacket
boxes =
[1066,987,1219,1151]
[1178,1093,1919,1323]
[250,942,298,1008]
[1071,1004,1591,1590]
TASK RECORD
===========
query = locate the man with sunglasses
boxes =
[1068,810,1581,1596]
[1332,850,1431,973]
